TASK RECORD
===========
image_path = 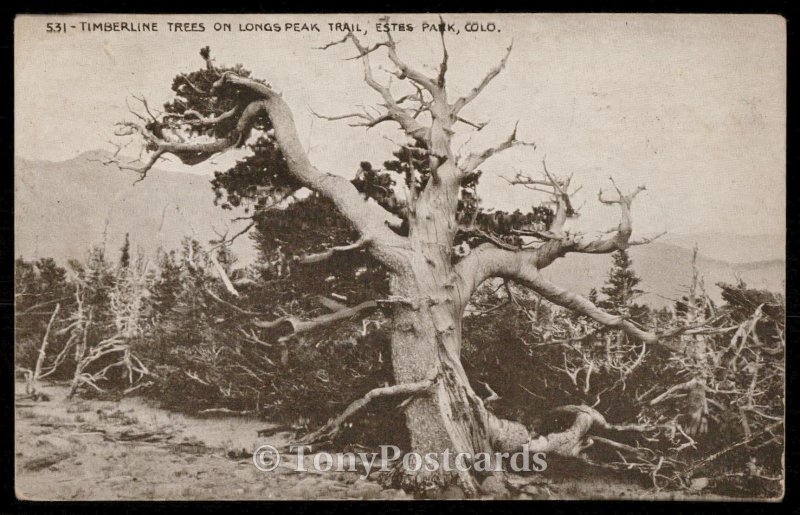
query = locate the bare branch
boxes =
[163,107,238,128]
[436,15,449,87]
[178,73,209,95]
[501,175,648,269]
[512,271,661,344]
[472,228,522,251]
[99,148,166,184]
[253,300,380,339]
[295,237,369,264]
[455,116,488,131]
[566,180,646,253]
[650,378,703,406]
[296,376,437,445]
[504,158,577,238]
[629,230,667,246]
[379,17,439,93]
[315,33,389,59]
[314,32,351,50]
[209,252,239,297]
[481,381,500,404]
[459,121,535,174]
[516,273,724,348]
[204,288,267,317]
[109,96,268,182]
[452,41,513,114]
[456,242,719,348]
[319,32,428,141]
[309,107,392,130]
[598,180,646,207]
[28,304,61,395]
[125,97,151,124]
[212,219,256,251]
[130,94,158,122]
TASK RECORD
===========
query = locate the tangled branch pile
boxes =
[15,235,784,497]
[462,259,783,497]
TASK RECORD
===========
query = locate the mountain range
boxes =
[15,151,785,307]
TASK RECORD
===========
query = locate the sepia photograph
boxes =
[13,13,786,500]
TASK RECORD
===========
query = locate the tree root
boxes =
[488,404,658,458]
[297,377,657,497]
[295,378,436,446]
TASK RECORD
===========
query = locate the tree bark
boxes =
[389,292,501,495]
[386,168,504,494]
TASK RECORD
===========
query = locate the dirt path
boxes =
[15,382,710,500]
[15,383,413,500]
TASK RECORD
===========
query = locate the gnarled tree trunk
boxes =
[114,33,679,497]
[386,157,522,494]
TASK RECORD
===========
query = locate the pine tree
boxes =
[77,245,115,330]
[119,233,131,269]
[598,249,647,323]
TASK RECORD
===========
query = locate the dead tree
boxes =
[111,31,691,495]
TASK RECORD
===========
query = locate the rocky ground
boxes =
[15,382,718,501]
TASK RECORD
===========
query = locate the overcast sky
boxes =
[15,13,786,237]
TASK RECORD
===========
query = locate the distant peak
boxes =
[16,149,116,166]
[70,149,116,163]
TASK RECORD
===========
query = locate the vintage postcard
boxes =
[14,13,785,500]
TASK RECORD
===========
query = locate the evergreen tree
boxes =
[598,249,648,323]
[14,257,72,368]
[73,245,115,331]
[119,233,131,269]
